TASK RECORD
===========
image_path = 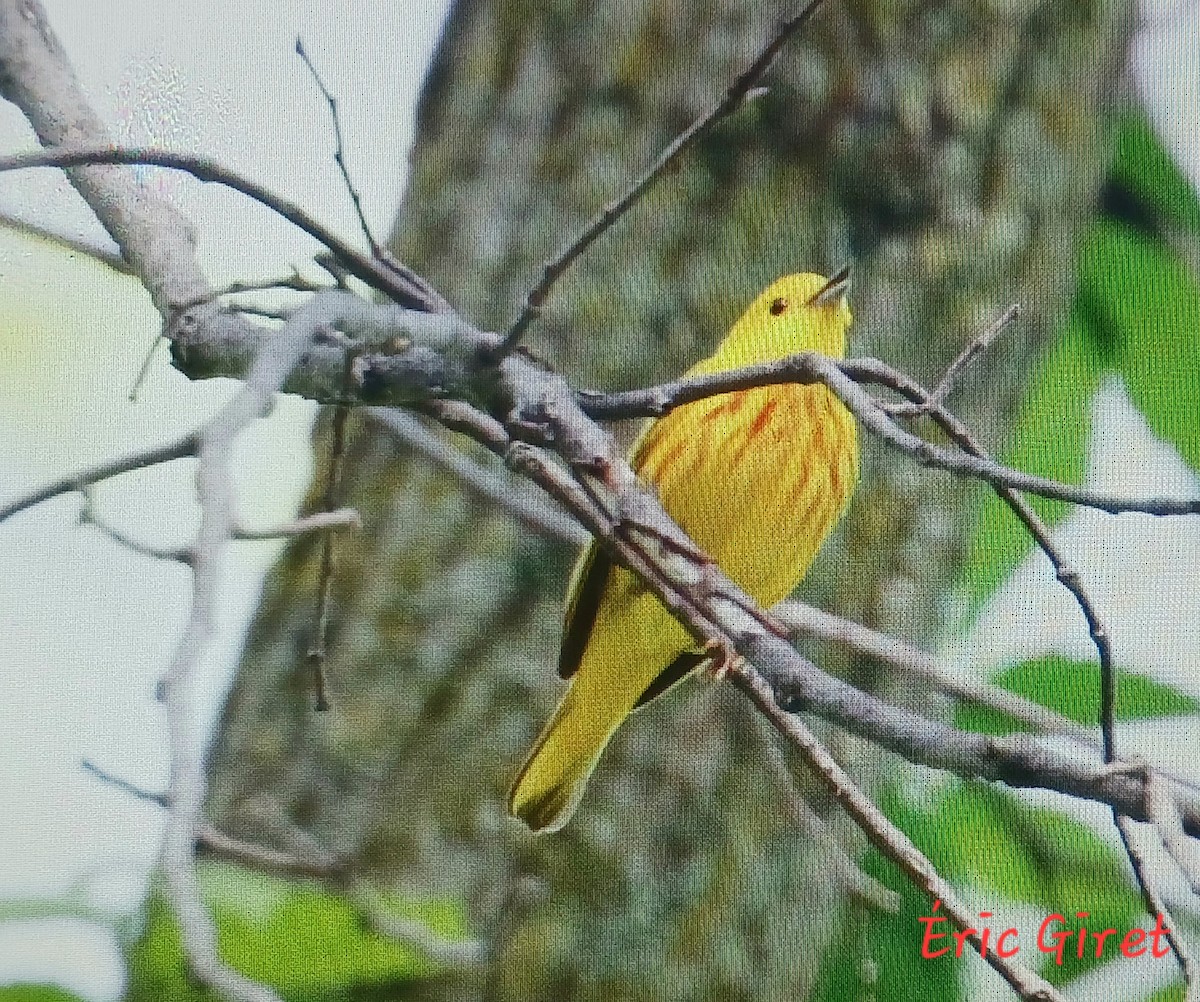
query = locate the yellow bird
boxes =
[509,270,859,833]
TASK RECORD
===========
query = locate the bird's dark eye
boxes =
[769,297,788,315]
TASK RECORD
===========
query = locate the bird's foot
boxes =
[702,637,745,679]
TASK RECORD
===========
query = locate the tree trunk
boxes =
[204,1,1133,998]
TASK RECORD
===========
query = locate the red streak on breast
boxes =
[748,398,778,437]
[700,394,747,423]
[648,438,687,480]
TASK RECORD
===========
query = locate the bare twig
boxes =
[887,304,1022,416]
[183,269,330,306]
[1146,769,1200,898]
[774,601,1098,744]
[1113,813,1200,997]
[80,490,356,562]
[750,706,900,913]
[80,487,190,563]
[90,758,490,965]
[0,208,130,272]
[235,508,360,540]
[0,145,441,312]
[129,331,166,402]
[227,302,294,321]
[295,38,381,256]
[306,393,354,712]
[367,407,586,545]
[0,434,197,523]
[83,760,345,879]
[498,0,830,350]
[83,758,168,806]
[348,882,486,966]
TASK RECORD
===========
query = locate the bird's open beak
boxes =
[808,264,851,306]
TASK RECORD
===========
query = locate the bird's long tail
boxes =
[508,679,636,833]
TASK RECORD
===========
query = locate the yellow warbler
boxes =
[509,270,859,833]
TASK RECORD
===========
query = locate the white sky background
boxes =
[0,2,452,997]
[0,2,1197,999]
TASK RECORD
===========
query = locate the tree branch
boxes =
[581,353,1200,515]
[498,0,831,350]
[735,664,1066,1002]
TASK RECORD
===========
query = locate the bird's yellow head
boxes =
[699,269,853,374]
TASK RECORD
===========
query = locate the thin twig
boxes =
[367,407,587,545]
[80,487,190,563]
[129,330,165,402]
[1145,769,1200,898]
[498,0,830,351]
[82,758,168,805]
[179,269,329,309]
[305,396,354,712]
[295,38,382,256]
[1113,813,1200,997]
[0,145,441,312]
[82,760,345,879]
[775,601,1095,744]
[749,705,900,913]
[0,433,197,523]
[235,508,360,540]
[348,882,486,966]
[887,304,1021,416]
[0,208,130,272]
[228,302,294,321]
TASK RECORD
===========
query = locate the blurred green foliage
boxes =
[124,863,465,1001]
[960,109,1200,611]
[956,655,1200,734]
[0,988,87,1002]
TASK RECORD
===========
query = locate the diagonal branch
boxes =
[735,665,1066,1002]
[498,0,830,350]
[0,144,439,312]
[580,354,1200,516]
[0,434,198,522]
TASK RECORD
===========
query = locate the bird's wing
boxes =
[632,651,705,708]
[557,541,612,679]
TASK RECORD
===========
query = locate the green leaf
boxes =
[1079,221,1200,471]
[958,308,1108,610]
[956,655,1199,734]
[124,863,467,1001]
[1110,111,1200,233]
[0,988,88,1002]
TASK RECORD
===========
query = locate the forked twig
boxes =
[295,38,382,256]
